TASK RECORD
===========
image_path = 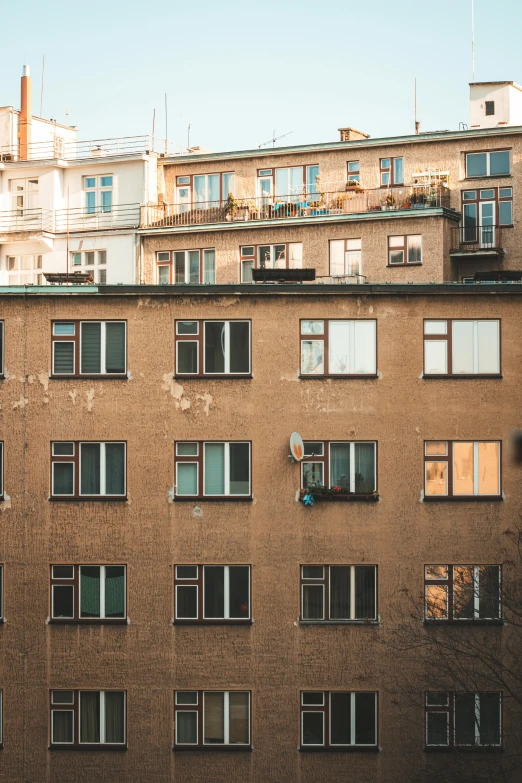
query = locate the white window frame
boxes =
[202,320,251,375]
[79,441,127,497]
[203,441,251,497]
[51,708,75,744]
[69,250,107,284]
[202,691,250,746]
[78,565,126,620]
[175,709,199,745]
[51,453,75,497]
[83,176,113,213]
[175,461,199,497]
[175,583,198,620]
[78,321,127,376]
[202,565,251,620]
[78,690,126,745]
[52,339,76,376]
[9,177,39,213]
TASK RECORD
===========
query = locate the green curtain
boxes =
[105,692,125,744]
[105,566,125,618]
[80,443,100,495]
[80,567,100,618]
[204,443,225,495]
[80,691,100,743]
[105,443,125,495]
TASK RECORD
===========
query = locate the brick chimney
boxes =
[338,127,369,142]
[19,65,32,160]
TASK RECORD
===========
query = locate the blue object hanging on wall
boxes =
[302,492,315,506]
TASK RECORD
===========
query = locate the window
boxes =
[50,690,126,747]
[70,250,107,284]
[50,565,126,622]
[465,151,510,178]
[84,175,113,214]
[423,319,500,376]
[485,101,495,116]
[175,173,235,209]
[388,235,422,265]
[424,441,501,498]
[425,692,501,748]
[300,319,376,376]
[301,441,377,495]
[6,254,43,285]
[175,320,250,376]
[10,177,39,214]
[461,187,513,234]
[300,691,377,749]
[155,249,215,284]
[174,565,250,622]
[240,243,302,282]
[380,157,403,186]
[175,442,251,499]
[52,321,126,377]
[301,565,377,621]
[51,442,126,499]
[424,565,501,621]
[174,691,250,748]
[329,239,362,277]
[347,161,360,183]
[257,165,319,201]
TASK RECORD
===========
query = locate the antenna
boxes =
[471,0,475,81]
[152,108,156,148]
[258,129,293,149]
[40,55,45,117]
[414,78,420,134]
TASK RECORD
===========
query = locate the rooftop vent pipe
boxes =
[19,65,32,160]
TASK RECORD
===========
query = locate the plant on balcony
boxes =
[299,485,380,503]
[385,193,396,208]
[225,193,239,219]
[345,179,363,191]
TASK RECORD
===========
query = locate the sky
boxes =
[1,0,521,153]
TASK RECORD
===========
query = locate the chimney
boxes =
[338,126,369,142]
[19,64,32,160]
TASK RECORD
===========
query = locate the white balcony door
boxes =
[479,202,495,248]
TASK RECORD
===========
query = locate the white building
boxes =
[0,66,158,284]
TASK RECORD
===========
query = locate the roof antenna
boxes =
[471,0,475,81]
[258,129,293,149]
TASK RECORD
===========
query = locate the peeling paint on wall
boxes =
[196,392,213,416]
[12,396,28,409]
[86,388,95,412]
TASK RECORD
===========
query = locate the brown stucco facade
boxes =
[0,284,520,782]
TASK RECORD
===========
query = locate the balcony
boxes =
[0,208,53,234]
[141,183,452,229]
[53,203,141,232]
[450,225,504,256]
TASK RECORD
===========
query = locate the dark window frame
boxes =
[174,441,252,501]
[461,187,513,228]
[425,691,502,750]
[424,440,501,501]
[49,564,127,624]
[49,689,127,750]
[175,319,252,378]
[465,149,511,179]
[299,318,377,378]
[347,161,360,183]
[424,564,502,623]
[50,441,127,501]
[51,320,127,379]
[380,157,404,186]
[423,318,501,378]
[485,101,495,116]
[387,234,422,266]
[300,691,378,750]
[300,440,378,497]
[155,248,216,285]
[300,565,378,623]
[174,564,252,624]
[174,690,252,750]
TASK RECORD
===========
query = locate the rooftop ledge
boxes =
[1,282,522,297]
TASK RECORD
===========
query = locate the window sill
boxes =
[173,746,252,752]
[174,496,253,503]
[299,374,378,380]
[50,375,128,381]
[300,619,379,626]
[423,495,502,502]
[49,619,128,625]
[174,619,253,625]
[49,496,128,502]
[386,263,423,268]
[423,619,504,626]
[299,746,379,753]
[175,375,253,380]
[49,745,128,751]
[463,174,512,181]
[425,746,502,753]
[422,374,503,380]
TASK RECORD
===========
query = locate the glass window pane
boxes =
[222,173,234,198]
[306,165,319,194]
[54,322,75,335]
[490,151,510,176]
[302,566,324,579]
[177,712,198,744]
[477,321,499,373]
[355,693,376,744]
[174,252,186,283]
[100,176,113,188]
[462,191,477,200]
[355,566,376,619]
[329,321,351,374]
[105,566,125,618]
[288,243,302,269]
[229,693,249,744]
[330,692,351,744]
[52,690,74,704]
[176,691,198,704]
[427,712,449,745]
[301,320,324,335]
[381,159,391,169]
[499,200,512,225]
[466,153,487,177]
[177,176,190,185]
[354,321,376,374]
[105,443,125,495]
[204,566,225,618]
[177,443,198,456]
[105,692,125,743]
[53,585,74,618]
[303,442,324,456]
[101,190,112,212]
[301,340,324,374]
[229,442,250,495]
[54,342,75,374]
[229,322,250,373]
[426,565,448,579]
[205,322,225,373]
[330,566,350,619]
[452,321,474,374]
[426,585,448,619]
[176,565,198,579]
[177,321,198,335]
[53,711,74,743]
[426,692,449,706]
[425,462,448,495]
[407,235,422,264]
[389,250,404,264]
[53,463,74,495]
[453,566,474,618]
[330,239,345,276]
[302,712,324,745]
[177,463,198,495]
[354,443,375,493]
[53,565,74,579]
[480,693,501,745]
[85,177,96,189]
[229,566,249,618]
[303,462,323,488]
[302,585,324,619]
[204,443,225,495]
[426,441,447,455]
[478,442,499,495]
[424,340,447,374]
[453,442,474,495]
[80,566,101,618]
[207,174,219,203]
[204,692,225,744]
[176,585,198,618]
[80,443,101,495]
[348,161,359,172]
[302,692,324,705]
[81,322,101,373]
[105,323,125,373]
[85,191,96,213]
[479,566,500,619]
[393,157,404,184]
[455,693,476,745]
[80,691,100,743]
[330,443,350,490]
[242,259,254,282]
[203,249,215,284]
[188,250,200,283]
[177,342,198,374]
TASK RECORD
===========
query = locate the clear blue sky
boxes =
[1,0,520,152]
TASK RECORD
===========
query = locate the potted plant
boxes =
[383,193,396,210]
[225,192,239,221]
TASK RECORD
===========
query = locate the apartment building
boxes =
[0,77,521,783]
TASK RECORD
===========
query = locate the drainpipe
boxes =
[19,65,32,161]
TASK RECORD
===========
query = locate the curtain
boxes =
[81,322,101,373]
[229,443,250,495]
[454,693,476,745]
[229,566,249,618]
[105,323,125,374]
[355,693,376,744]
[477,321,499,374]
[80,691,100,743]
[54,342,74,374]
[53,463,74,495]
[204,692,224,743]
[354,443,375,493]
[203,249,216,284]
[453,442,474,495]
[105,443,125,495]
[222,173,234,199]
[177,712,197,744]
[193,176,206,204]
[105,566,125,618]
[204,322,225,373]
[330,444,350,490]
[105,692,125,744]
[330,566,350,620]
[329,240,345,276]
[188,251,200,283]
[355,566,376,619]
[53,711,73,743]
[303,585,323,619]
[204,566,225,619]
[478,441,499,495]
[204,443,225,495]
[452,322,474,374]
[80,443,100,495]
[174,252,186,283]
[80,566,100,618]
[229,693,249,744]
[229,322,250,373]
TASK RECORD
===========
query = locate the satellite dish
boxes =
[290,432,305,462]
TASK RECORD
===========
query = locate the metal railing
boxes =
[0,135,179,162]
[142,184,452,228]
[315,274,367,285]
[54,203,141,232]
[0,208,53,233]
[450,225,503,253]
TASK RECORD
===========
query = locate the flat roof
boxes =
[470,81,522,92]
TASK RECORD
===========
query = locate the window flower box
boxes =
[299,487,379,503]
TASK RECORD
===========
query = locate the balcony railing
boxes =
[0,208,53,233]
[54,203,141,232]
[0,135,173,162]
[142,184,452,228]
[450,225,504,254]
